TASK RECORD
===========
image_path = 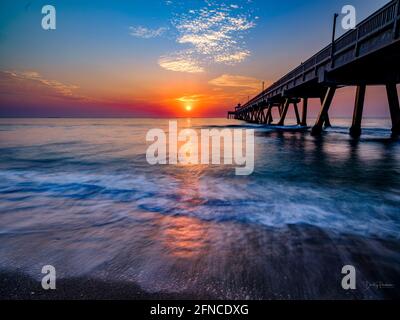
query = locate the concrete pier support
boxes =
[386,83,400,136]
[260,107,264,122]
[255,107,263,123]
[265,104,273,124]
[350,85,366,138]
[278,102,284,117]
[293,102,301,125]
[324,113,332,128]
[259,108,265,123]
[265,104,270,122]
[277,99,290,126]
[301,98,308,126]
[311,87,336,136]
[251,109,257,122]
[319,96,332,128]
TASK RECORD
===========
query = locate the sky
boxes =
[0,0,396,118]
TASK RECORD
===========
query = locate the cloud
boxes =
[158,0,256,72]
[176,94,205,102]
[174,5,255,64]
[0,70,86,101]
[158,51,205,73]
[129,26,167,39]
[209,74,264,89]
[214,51,250,64]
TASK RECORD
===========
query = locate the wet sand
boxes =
[0,270,211,300]
[1,224,399,300]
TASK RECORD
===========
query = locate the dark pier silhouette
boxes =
[228,0,400,137]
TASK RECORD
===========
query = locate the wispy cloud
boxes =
[214,51,250,64]
[209,74,264,89]
[0,70,86,101]
[174,7,255,64]
[129,26,167,39]
[209,74,269,103]
[158,51,204,73]
[155,0,257,73]
[176,94,205,102]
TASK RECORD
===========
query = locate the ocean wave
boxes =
[0,166,399,240]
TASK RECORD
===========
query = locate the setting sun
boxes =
[185,105,192,112]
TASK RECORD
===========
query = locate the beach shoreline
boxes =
[0,270,212,300]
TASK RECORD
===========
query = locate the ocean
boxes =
[0,118,399,299]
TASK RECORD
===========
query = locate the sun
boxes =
[185,105,192,112]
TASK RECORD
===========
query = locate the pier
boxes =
[228,0,400,137]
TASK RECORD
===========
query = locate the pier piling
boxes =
[277,99,290,126]
[350,85,366,138]
[294,102,301,125]
[301,98,308,127]
[386,83,400,136]
[312,87,336,136]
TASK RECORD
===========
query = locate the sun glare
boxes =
[185,105,192,112]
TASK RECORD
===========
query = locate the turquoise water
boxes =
[0,118,399,299]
